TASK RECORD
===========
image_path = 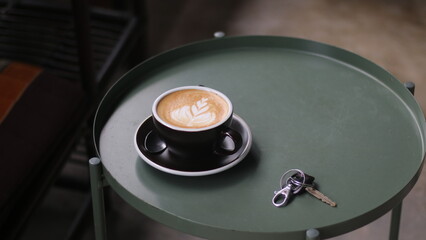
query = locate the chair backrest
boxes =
[0,0,144,238]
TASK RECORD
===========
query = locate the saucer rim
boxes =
[134,114,252,177]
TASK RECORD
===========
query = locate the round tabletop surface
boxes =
[94,36,425,239]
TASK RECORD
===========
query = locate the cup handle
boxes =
[143,130,167,154]
[215,127,243,155]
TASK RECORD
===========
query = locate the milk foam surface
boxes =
[157,89,229,129]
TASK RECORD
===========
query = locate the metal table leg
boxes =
[389,201,402,240]
[306,228,320,240]
[388,82,415,240]
[89,157,107,240]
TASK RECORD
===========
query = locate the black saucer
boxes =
[134,115,252,176]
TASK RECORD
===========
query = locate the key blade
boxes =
[305,187,337,207]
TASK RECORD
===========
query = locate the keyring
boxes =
[279,169,306,194]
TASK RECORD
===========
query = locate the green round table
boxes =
[91,36,425,240]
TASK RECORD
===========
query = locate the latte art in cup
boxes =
[156,89,230,129]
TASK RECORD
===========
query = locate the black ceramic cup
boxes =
[151,86,242,158]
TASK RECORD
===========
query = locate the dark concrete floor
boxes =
[18,0,426,239]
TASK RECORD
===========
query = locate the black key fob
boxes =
[290,172,315,194]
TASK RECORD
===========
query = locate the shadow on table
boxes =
[135,141,261,191]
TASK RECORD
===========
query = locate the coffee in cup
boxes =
[151,86,241,157]
[156,89,230,129]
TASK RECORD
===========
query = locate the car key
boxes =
[291,172,337,207]
[305,186,337,207]
[288,172,315,193]
[273,169,337,208]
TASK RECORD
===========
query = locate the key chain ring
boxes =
[280,169,306,194]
